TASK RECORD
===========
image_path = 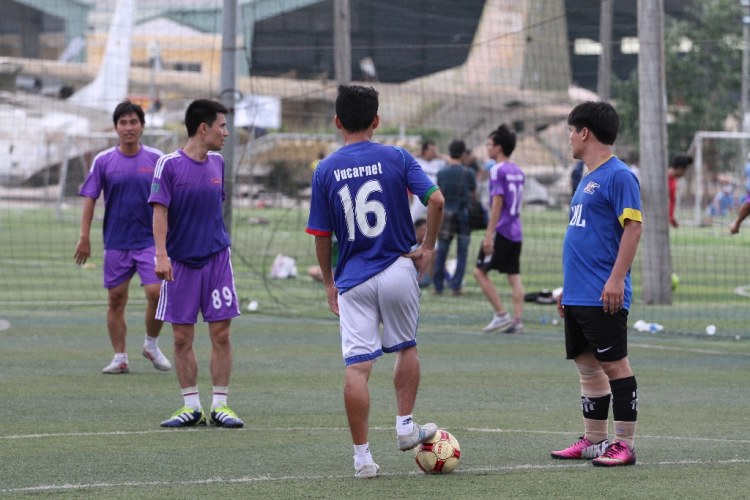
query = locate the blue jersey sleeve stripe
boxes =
[618,208,642,227]
[421,185,439,206]
[154,152,179,179]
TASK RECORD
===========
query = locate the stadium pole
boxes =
[638,0,673,304]
[220,0,238,237]
[334,0,352,84]
[597,0,612,101]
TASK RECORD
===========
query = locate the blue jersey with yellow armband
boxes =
[562,156,642,309]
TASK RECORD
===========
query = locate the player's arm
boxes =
[404,189,444,280]
[152,203,173,281]
[314,235,339,317]
[729,200,750,234]
[74,197,96,265]
[483,194,503,256]
[601,218,642,313]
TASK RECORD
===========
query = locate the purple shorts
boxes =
[155,248,240,324]
[103,246,161,289]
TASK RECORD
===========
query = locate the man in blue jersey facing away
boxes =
[552,101,642,467]
[75,100,171,375]
[306,85,445,479]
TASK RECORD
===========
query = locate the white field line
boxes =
[630,343,750,356]
[2,459,750,494]
[4,427,750,445]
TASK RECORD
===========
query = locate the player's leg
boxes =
[157,262,205,427]
[505,273,525,333]
[379,257,437,451]
[551,306,609,459]
[451,218,471,294]
[103,279,131,373]
[571,307,637,466]
[339,275,382,477]
[101,249,136,374]
[432,236,451,294]
[160,322,206,427]
[474,237,511,332]
[200,249,243,427]
[141,282,171,371]
[594,354,637,466]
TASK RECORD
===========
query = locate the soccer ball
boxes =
[414,430,461,474]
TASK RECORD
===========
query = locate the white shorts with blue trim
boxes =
[339,257,420,366]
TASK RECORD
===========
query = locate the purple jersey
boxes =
[148,149,231,268]
[79,145,163,250]
[488,161,524,242]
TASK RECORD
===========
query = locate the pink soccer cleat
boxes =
[551,436,609,460]
[592,441,636,467]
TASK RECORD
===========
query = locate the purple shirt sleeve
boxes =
[79,154,105,199]
[148,157,173,208]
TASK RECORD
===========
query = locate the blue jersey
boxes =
[148,149,231,268]
[306,141,438,293]
[79,144,163,250]
[562,156,642,309]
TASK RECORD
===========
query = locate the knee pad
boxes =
[575,361,611,398]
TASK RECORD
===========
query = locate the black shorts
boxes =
[564,305,628,362]
[475,233,521,274]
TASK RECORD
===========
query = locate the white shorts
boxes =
[339,257,420,366]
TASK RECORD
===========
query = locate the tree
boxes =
[614,0,743,158]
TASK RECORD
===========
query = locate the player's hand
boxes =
[600,278,624,314]
[729,221,740,235]
[155,255,173,281]
[403,246,433,281]
[325,283,340,316]
[74,236,91,265]
[670,218,679,228]
[556,290,564,318]
[482,235,494,256]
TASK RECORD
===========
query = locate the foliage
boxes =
[613,0,743,158]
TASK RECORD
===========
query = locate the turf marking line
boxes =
[630,343,750,356]
[5,427,750,445]
[3,459,749,493]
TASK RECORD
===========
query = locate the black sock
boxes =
[610,376,638,422]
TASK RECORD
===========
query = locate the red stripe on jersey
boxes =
[306,227,332,237]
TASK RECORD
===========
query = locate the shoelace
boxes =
[601,442,626,457]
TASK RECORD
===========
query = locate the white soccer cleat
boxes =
[354,462,379,479]
[398,422,438,451]
[142,347,172,371]
[482,314,513,332]
[102,359,129,374]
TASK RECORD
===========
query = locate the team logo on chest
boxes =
[583,181,600,194]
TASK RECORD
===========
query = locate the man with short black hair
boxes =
[306,84,443,479]
[150,99,243,429]
[75,99,171,375]
[553,101,642,467]
[474,124,525,334]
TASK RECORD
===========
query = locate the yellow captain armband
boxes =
[618,208,642,227]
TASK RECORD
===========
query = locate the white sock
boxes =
[496,311,509,318]
[212,386,228,409]
[353,443,373,468]
[144,334,158,351]
[397,414,414,436]
[114,353,128,364]
[181,386,200,411]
